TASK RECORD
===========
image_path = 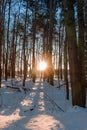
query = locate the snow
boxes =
[0,78,87,130]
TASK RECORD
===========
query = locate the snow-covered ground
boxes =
[0,78,87,130]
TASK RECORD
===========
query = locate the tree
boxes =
[65,0,86,107]
[32,7,36,83]
[11,14,16,79]
[64,34,69,99]
[0,0,3,87]
[44,0,58,85]
[22,0,28,86]
[84,0,87,87]
[5,0,11,80]
[77,0,86,107]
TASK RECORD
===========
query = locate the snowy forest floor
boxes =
[0,78,87,130]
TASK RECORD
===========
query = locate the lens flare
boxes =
[38,61,47,71]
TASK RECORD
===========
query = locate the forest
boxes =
[0,0,87,129]
[0,0,87,109]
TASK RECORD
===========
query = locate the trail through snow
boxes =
[0,79,87,130]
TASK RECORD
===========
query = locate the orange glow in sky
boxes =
[38,61,47,71]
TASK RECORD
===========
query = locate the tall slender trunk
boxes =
[84,0,87,88]
[0,0,3,87]
[11,15,16,79]
[5,0,11,80]
[15,0,21,77]
[42,30,46,80]
[64,34,69,100]
[66,1,85,107]
[32,9,36,83]
[77,0,86,107]
[49,0,54,85]
[2,0,6,78]
[58,25,61,81]
[23,1,28,86]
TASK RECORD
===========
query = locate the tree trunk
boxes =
[5,0,11,80]
[0,0,3,87]
[84,0,87,87]
[32,9,36,83]
[77,0,86,107]
[23,1,28,86]
[66,1,86,107]
[2,0,6,79]
[48,0,54,85]
[64,35,69,100]
[11,15,16,79]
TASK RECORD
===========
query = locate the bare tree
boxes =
[0,0,3,87]
[65,0,86,107]
[23,0,28,86]
[5,0,11,80]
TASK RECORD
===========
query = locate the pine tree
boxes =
[65,0,86,107]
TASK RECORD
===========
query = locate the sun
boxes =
[38,61,47,71]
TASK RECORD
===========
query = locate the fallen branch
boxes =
[7,85,21,91]
[6,85,30,92]
[57,81,71,88]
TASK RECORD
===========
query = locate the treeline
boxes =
[0,0,87,107]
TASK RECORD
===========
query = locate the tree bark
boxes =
[23,1,28,86]
[48,0,54,85]
[66,1,86,107]
[0,0,3,87]
[77,0,86,107]
[64,34,69,100]
[32,8,36,83]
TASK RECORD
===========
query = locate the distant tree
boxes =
[23,0,28,86]
[0,0,3,87]
[32,7,36,83]
[2,0,7,79]
[5,0,11,80]
[11,14,16,79]
[64,34,69,100]
[44,0,58,85]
